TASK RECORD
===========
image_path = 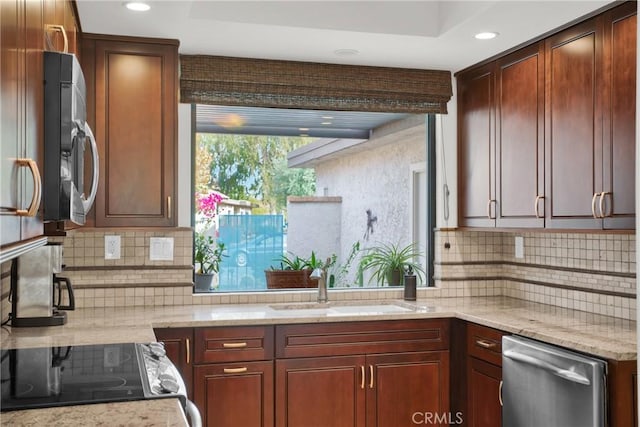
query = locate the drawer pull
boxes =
[223,367,248,374]
[223,342,248,348]
[369,365,374,389]
[499,380,503,406]
[475,339,497,349]
[185,338,190,365]
[360,365,365,389]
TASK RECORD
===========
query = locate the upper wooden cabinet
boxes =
[457,2,636,230]
[496,44,545,228]
[602,3,636,230]
[81,35,179,227]
[1,0,79,249]
[457,63,495,228]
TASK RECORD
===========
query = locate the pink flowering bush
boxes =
[194,190,227,275]
[196,191,225,221]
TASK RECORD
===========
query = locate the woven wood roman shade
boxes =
[180,55,452,114]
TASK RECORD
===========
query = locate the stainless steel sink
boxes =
[269,301,415,315]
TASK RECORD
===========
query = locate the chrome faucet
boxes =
[310,258,331,303]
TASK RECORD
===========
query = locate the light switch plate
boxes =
[105,235,121,260]
[150,237,174,261]
[515,236,524,259]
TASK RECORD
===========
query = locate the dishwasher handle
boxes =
[503,349,591,385]
[185,399,202,427]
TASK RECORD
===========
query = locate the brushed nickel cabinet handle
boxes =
[167,196,172,219]
[223,367,247,374]
[185,338,190,365]
[223,342,247,349]
[499,380,504,406]
[16,158,42,217]
[599,192,611,218]
[369,365,374,389]
[591,193,600,218]
[360,365,365,389]
[534,195,544,219]
[486,199,496,220]
[475,339,497,349]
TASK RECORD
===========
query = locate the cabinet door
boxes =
[21,0,44,241]
[0,0,22,246]
[195,361,274,427]
[457,63,496,227]
[93,39,177,226]
[495,43,545,228]
[601,3,636,230]
[154,328,194,399]
[467,358,502,427]
[275,356,366,427]
[366,352,450,427]
[544,18,603,229]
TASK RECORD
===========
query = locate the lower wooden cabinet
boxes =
[154,328,194,399]
[276,352,450,427]
[467,357,501,427]
[275,355,365,427]
[194,361,274,427]
[367,352,450,427]
[464,323,505,427]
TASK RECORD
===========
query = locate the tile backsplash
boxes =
[48,228,194,309]
[0,227,636,321]
[435,230,636,320]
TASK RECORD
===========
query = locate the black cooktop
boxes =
[0,343,144,411]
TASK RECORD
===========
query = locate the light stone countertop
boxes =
[1,296,636,360]
[0,296,636,425]
[0,397,188,426]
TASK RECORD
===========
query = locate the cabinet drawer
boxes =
[194,325,274,364]
[276,319,449,358]
[467,323,505,366]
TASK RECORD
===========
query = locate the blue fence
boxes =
[218,215,285,291]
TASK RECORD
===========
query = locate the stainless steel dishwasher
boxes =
[502,335,607,427]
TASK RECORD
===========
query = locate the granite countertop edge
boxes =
[1,296,636,361]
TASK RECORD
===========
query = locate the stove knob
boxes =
[149,344,167,359]
[159,377,180,394]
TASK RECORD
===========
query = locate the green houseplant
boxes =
[359,242,425,286]
[194,232,227,291]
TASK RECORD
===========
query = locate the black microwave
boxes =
[43,51,98,225]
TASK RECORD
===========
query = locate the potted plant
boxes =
[194,232,227,292]
[265,251,335,289]
[359,242,425,287]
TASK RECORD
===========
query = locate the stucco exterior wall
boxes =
[286,197,342,264]
[313,123,427,285]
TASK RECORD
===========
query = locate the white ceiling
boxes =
[76,0,613,73]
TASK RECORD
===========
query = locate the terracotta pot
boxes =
[265,269,315,289]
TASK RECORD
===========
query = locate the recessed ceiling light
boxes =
[299,134,309,137]
[299,128,310,132]
[322,116,334,120]
[475,32,499,40]
[124,2,150,12]
[334,49,360,57]
[321,121,332,125]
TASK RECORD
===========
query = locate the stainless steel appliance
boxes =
[0,342,201,426]
[502,335,607,427]
[43,51,98,226]
[10,244,74,327]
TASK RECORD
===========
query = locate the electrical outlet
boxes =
[515,236,524,259]
[105,235,121,260]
